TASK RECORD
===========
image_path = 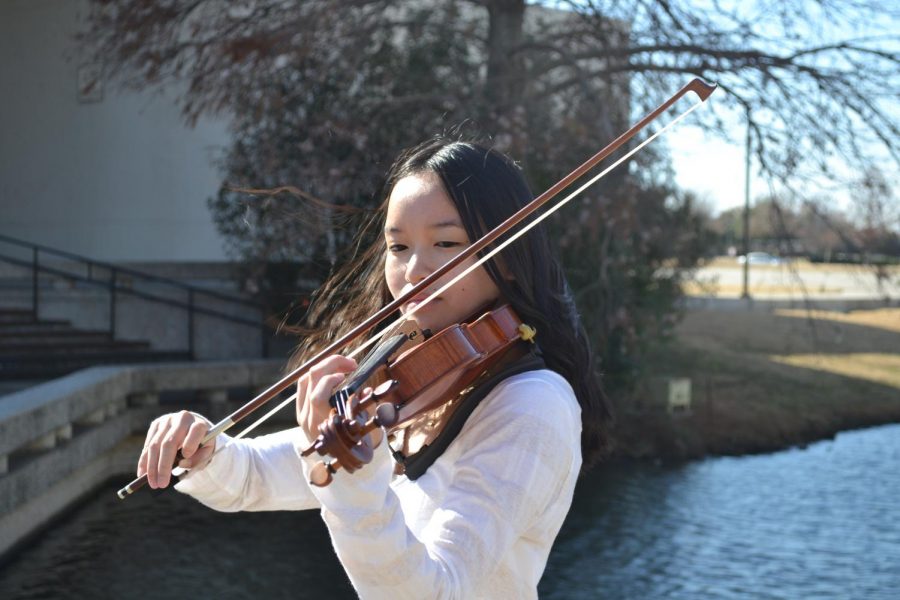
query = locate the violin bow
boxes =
[118,77,717,499]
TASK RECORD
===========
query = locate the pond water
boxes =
[541,424,900,599]
[2,424,898,599]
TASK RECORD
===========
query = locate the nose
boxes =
[405,248,434,285]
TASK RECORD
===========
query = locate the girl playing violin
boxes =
[138,137,613,599]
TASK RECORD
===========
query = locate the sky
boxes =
[667,95,897,219]
[668,116,753,216]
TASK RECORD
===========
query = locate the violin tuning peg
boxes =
[357,380,398,413]
[356,387,374,405]
[309,461,336,487]
[360,402,399,435]
[374,402,399,428]
[300,440,317,457]
[373,379,398,399]
[355,390,377,414]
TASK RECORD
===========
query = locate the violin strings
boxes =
[218,96,706,450]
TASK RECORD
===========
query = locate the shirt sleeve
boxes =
[174,427,320,512]
[300,373,582,600]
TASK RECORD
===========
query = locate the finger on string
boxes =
[309,373,349,407]
[245,329,407,444]
[308,355,357,382]
[306,372,348,433]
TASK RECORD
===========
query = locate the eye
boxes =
[388,243,408,252]
[436,241,463,249]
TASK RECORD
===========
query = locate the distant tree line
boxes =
[710,167,899,265]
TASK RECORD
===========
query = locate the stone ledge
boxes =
[0,409,151,515]
[0,360,282,457]
[0,366,131,456]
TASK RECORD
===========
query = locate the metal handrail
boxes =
[0,255,262,327]
[0,233,259,307]
[0,234,272,358]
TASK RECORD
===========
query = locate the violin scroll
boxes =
[301,386,401,487]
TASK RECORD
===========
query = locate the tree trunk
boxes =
[483,0,527,154]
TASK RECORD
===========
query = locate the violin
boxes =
[300,304,533,486]
[117,78,716,500]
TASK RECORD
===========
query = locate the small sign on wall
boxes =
[667,378,692,414]
[77,64,103,103]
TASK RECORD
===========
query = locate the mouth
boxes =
[405,291,440,311]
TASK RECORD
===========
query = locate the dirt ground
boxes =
[611,307,900,461]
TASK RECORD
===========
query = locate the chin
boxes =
[401,301,442,328]
[407,315,442,335]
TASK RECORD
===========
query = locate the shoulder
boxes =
[484,369,580,431]
[462,369,581,451]
[450,368,582,507]
[490,368,577,402]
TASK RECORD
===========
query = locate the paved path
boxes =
[690,262,900,301]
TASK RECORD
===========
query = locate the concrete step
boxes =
[0,307,198,381]
[0,319,72,334]
[0,309,36,324]
[0,340,152,356]
[0,323,99,336]
[0,331,113,344]
[0,278,33,289]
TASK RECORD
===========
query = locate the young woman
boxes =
[139,138,612,599]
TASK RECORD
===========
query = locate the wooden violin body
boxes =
[301,304,529,486]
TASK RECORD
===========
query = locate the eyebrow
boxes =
[385,220,465,234]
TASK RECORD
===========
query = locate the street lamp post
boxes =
[741,107,751,300]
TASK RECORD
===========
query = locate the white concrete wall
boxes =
[0,0,232,262]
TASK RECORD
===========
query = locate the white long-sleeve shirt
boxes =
[176,369,582,599]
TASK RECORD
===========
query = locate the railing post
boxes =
[31,247,38,318]
[109,268,117,338]
[187,289,195,359]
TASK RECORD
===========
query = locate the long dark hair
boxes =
[290,137,613,469]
